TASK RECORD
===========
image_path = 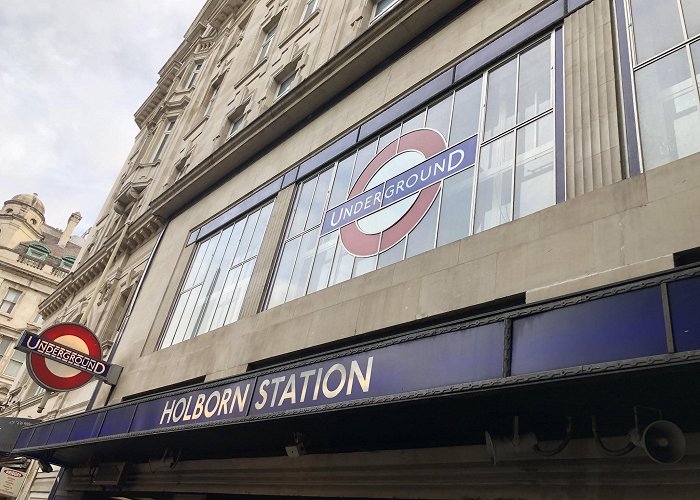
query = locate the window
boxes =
[160,201,275,349]
[204,84,220,117]
[227,113,245,139]
[152,118,176,163]
[186,60,204,89]
[373,0,400,19]
[626,0,700,170]
[26,242,50,260]
[60,256,76,269]
[0,337,12,357]
[267,35,558,308]
[256,23,277,65]
[32,312,44,325]
[0,288,21,314]
[3,350,24,377]
[301,0,319,23]
[276,72,295,98]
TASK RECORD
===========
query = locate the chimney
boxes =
[59,212,82,247]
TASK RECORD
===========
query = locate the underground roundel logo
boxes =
[320,129,477,257]
[16,323,122,392]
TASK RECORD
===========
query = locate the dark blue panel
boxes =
[358,69,454,142]
[69,412,105,442]
[14,428,33,450]
[455,0,565,83]
[298,129,361,179]
[100,406,136,437]
[668,276,700,352]
[27,424,53,448]
[555,27,566,203]
[281,166,299,188]
[512,286,667,375]
[568,0,594,14]
[46,419,75,445]
[249,322,504,415]
[613,0,641,175]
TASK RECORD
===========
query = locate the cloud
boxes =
[0,0,204,234]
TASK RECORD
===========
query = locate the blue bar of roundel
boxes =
[28,424,52,448]
[249,322,503,416]
[14,428,33,450]
[321,184,384,235]
[511,286,667,375]
[320,136,476,236]
[668,276,700,352]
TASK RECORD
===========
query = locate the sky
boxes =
[0,1,205,235]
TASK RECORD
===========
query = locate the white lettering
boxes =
[255,380,270,410]
[322,363,347,399]
[160,399,175,425]
[204,391,221,418]
[346,357,373,395]
[192,393,206,420]
[299,370,315,402]
[230,384,250,413]
[269,376,286,407]
[278,374,297,406]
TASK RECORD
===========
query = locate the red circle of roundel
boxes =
[340,129,447,257]
[28,323,102,392]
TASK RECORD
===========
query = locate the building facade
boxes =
[12,0,700,498]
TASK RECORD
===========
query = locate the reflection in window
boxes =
[3,350,24,377]
[628,0,700,170]
[160,201,274,348]
[267,35,557,308]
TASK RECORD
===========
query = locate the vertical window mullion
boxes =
[510,54,522,221]
[469,72,491,237]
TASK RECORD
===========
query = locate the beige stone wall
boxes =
[565,0,624,198]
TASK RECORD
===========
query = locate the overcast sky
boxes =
[0,1,205,235]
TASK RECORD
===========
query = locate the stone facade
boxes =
[14,0,700,498]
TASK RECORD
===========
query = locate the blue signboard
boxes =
[12,269,700,455]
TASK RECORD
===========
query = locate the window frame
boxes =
[300,0,320,23]
[256,23,278,66]
[185,60,204,89]
[264,32,561,309]
[151,117,177,163]
[158,200,275,350]
[0,288,21,315]
[276,72,296,99]
[372,0,401,20]
[622,0,700,172]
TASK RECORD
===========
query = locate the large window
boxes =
[627,0,700,170]
[256,22,277,65]
[152,118,176,163]
[160,201,274,349]
[267,35,557,308]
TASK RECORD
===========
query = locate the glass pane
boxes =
[514,114,555,219]
[682,0,700,37]
[377,238,405,268]
[210,266,242,330]
[172,285,202,345]
[630,0,685,63]
[307,232,339,293]
[484,58,517,140]
[246,202,274,259]
[328,156,354,208]
[268,236,302,308]
[517,39,552,122]
[449,78,482,146]
[306,168,334,230]
[352,255,377,277]
[233,210,261,265]
[401,110,427,134]
[426,94,453,141]
[329,242,354,286]
[437,167,474,246]
[289,177,318,237]
[636,48,700,170]
[162,289,191,348]
[286,228,320,301]
[474,132,515,232]
[351,139,378,186]
[183,239,210,289]
[378,125,401,150]
[193,233,222,288]
[405,196,439,258]
[225,259,256,325]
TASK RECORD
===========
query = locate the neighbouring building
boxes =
[11,0,700,498]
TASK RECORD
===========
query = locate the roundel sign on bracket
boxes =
[320,129,477,257]
[16,323,122,392]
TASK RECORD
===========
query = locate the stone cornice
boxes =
[148,0,465,221]
[0,258,59,289]
[135,0,247,128]
[39,212,164,317]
